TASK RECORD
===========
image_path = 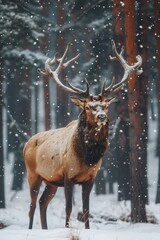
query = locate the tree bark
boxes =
[124,0,147,222]
[137,0,149,204]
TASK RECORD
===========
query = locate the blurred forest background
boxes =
[0,0,160,223]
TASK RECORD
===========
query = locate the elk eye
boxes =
[92,107,97,112]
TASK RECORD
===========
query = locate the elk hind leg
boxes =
[39,184,57,229]
[28,175,42,229]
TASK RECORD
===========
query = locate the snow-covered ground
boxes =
[0,114,160,240]
[1,181,160,240]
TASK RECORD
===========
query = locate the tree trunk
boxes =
[43,75,51,130]
[95,165,106,195]
[116,115,131,201]
[6,62,19,153]
[55,0,69,128]
[113,0,124,44]
[154,0,160,203]
[10,67,30,191]
[124,0,147,222]
[137,0,149,204]
[156,156,160,203]
[0,54,5,208]
[40,1,51,130]
[112,0,131,201]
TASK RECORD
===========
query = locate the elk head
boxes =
[70,95,115,133]
[38,40,142,128]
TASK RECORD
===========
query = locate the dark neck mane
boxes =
[73,111,109,166]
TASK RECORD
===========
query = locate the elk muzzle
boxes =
[96,108,107,123]
[98,113,106,122]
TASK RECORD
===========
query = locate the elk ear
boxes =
[70,97,85,109]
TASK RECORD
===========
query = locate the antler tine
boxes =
[134,55,143,75]
[84,78,90,96]
[103,40,143,96]
[110,40,128,69]
[56,43,70,75]
[50,52,59,65]
[66,77,90,98]
[101,76,116,95]
[39,43,90,98]
[64,53,80,68]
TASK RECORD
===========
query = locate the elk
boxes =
[23,40,142,229]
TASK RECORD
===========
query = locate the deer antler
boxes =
[38,43,90,98]
[102,40,143,96]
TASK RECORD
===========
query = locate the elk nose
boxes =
[98,114,106,122]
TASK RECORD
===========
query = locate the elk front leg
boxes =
[82,180,94,229]
[64,179,74,228]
